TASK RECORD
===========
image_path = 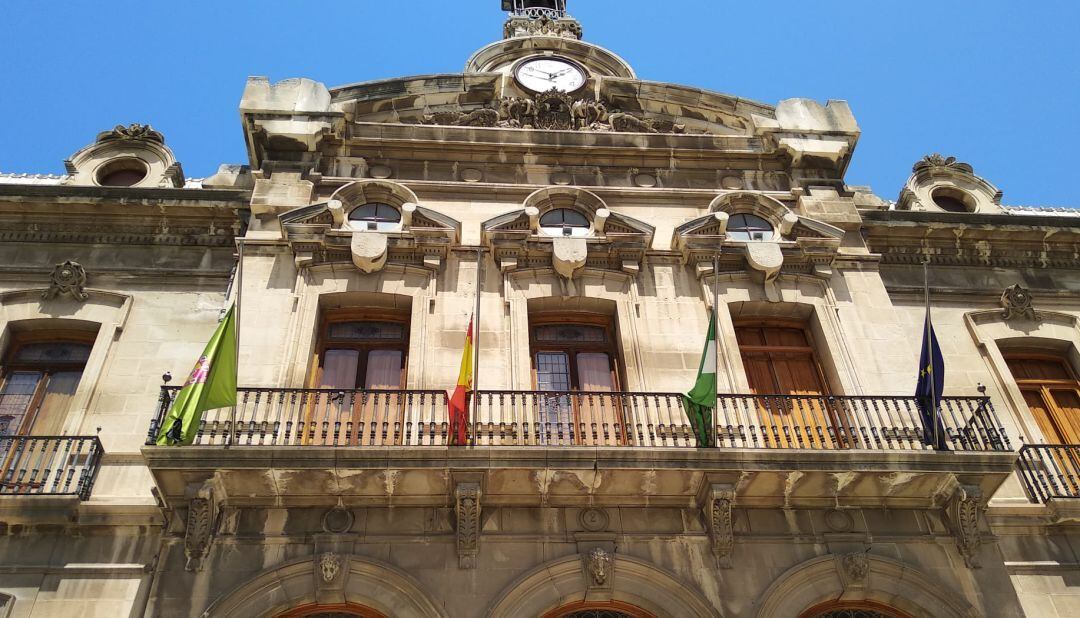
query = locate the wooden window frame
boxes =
[0,330,95,436]
[309,309,410,391]
[541,600,656,618]
[1003,351,1080,444]
[800,600,914,618]
[528,312,628,446]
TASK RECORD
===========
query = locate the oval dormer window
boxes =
[96,158,148,187]
[727,213,774,241]
[349,202,402,232]
[539,208,590,237]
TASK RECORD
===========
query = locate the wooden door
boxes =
[1005,355,1080,444]
[736,324,841,448]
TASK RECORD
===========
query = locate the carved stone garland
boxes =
[43,260,88,302]
[706,485,735,568]
[421,93,688,134]
[455,482,482,569]
[1001,284,1040,321]
[943,484,983,569]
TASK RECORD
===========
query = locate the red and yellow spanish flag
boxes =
[448,316,474,446]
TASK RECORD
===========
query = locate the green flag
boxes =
[156,305,237,446]
[683,310,717,447]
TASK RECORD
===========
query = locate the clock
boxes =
[514,57,586,93]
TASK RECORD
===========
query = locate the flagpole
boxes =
[472,247,483,446]
[712,253,721,446]
[923,258,938,450]
[229,239,244,448]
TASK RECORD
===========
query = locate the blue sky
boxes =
[2,1,1077,206]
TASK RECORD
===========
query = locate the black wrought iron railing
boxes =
[1017,444,1080,503]
[147,386,1010,452]
[0,435,104,500]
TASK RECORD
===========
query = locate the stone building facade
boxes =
[1,2,1078,616]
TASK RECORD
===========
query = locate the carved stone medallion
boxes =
[579,507,610,532]
[824,509,854,533]
[322,507,354,534]
[43,260,88,301]
[1000,284,1040,321]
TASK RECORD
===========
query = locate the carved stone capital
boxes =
[455,481,482,569]
[705,484,735,569]
[943,484,983,569]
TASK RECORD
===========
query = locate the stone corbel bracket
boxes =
[454,476,483,569]
[701,483,736,569]
[182,479,225,572]
[942,484,984,569]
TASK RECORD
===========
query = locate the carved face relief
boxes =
[587,548,612,586]
[320,552,341,583]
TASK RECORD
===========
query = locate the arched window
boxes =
[727,213,774,241]
[801,601,914,618]
[542,601,655,618]
[540,208,590,237]
[349,203,402,231]
[0,333,95,436]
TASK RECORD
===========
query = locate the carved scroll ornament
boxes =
[43,260,88,302]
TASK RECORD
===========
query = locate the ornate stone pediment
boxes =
[482,186,653,280]
[674,192,844,301]
[278,180,460,272]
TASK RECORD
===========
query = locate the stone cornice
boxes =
[0,183,250,203]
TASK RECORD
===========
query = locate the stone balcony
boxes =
[142,388,1017,513]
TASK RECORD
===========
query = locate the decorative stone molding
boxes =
[942,484,983,569]
[43,260,88,302]
[705,484,735,569]
[913,153,974,175]
[322,507,355,534]
[319,552,342,583]
[1000,284,1040,321]
[504,14,583,40]
[419,93,690,134]
[97,123,166,145]
[183,481,219,572]
[455,481,482,569]
[585,547,612,587]
[277,180,460,272]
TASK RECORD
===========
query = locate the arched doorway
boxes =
[800,601,915,618]
[541,600,656,618]
[275,603,387,618]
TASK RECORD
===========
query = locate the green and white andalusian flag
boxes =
[155,304,237,446]
[683,310,717,447]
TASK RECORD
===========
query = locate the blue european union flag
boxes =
[915,314,949,450]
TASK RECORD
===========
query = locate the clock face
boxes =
[515,57,586,93]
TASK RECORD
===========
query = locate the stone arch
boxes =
[0,288,132,436]
[486,554,717,618]
[753,554,976,618]
[964,308,1080,445]
[708,273,861,395]
[203,554,447,618]
[330,180,420,232]
[707,192,798,238]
